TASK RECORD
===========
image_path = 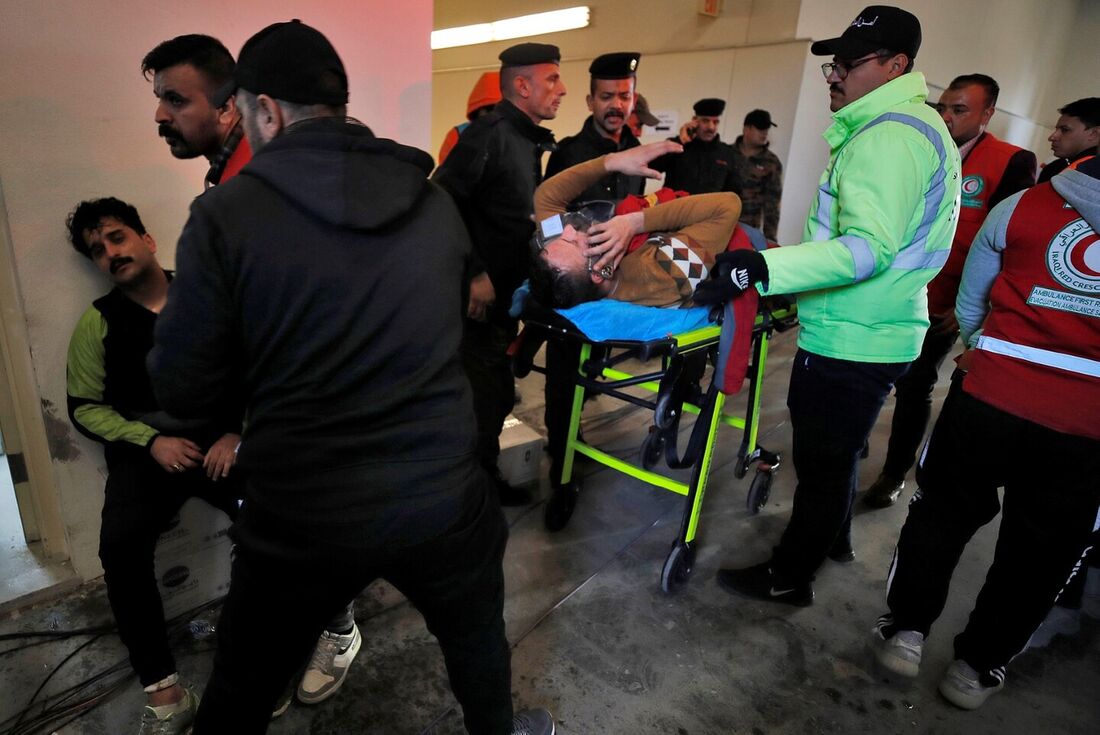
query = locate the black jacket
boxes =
[545,116,644,205]
[652,134,742,196]
[149,118,479,541]
[431,99,556,317]
[1037,146,1098,184]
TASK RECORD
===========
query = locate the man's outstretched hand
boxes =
[605,140,682,179]
[693,250,769,304]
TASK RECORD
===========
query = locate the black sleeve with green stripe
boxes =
[66,306,158,448]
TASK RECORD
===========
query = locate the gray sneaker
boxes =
[870,618,923,677]
[138,688,198,735]
[297,623,362,704]
[511,708,555,735]
[939,660,1005,710]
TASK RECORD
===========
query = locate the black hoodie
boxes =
[149,119,480,543]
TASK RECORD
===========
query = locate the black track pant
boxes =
[99,443,240,686]
[886,378,1100,673]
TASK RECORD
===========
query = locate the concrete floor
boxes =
[1,328,1097,734]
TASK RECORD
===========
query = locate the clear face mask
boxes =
[531,200,617,279]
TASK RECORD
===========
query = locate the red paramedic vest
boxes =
[963,182,1100,439]
[927,133,1025,314]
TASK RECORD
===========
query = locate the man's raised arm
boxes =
[534,140,682,221]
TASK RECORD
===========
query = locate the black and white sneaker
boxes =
[939,660,1005,710]
[716,562,813,607]
[870,615,923,677]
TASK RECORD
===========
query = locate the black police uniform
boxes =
[545,118,644,204]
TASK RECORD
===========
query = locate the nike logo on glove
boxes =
[732,267,752,291]
[769,586,796,597]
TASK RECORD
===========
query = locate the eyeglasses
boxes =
[820,53,885,81]
[531,200,615,251]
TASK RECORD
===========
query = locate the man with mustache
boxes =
[650,98,744,196]
[693,5,960,606]
[142,34,250,187]
[545,52,646,205]
[143,33,365,712]
[64,197,243,734]
[149,21,554,732]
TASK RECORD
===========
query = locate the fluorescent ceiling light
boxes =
[432,6,590,50]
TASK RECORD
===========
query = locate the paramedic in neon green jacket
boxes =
[694,5,961,607]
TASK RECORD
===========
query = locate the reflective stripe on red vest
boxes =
[927,133,1025,314]
[964,182,1100,439]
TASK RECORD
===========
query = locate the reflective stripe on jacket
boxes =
[759,72,961,362]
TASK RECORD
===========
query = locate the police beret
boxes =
[499,43,561,68]
[589,52,640,79]
[693,98,726,117]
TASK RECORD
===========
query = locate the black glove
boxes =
[692,249,769,305]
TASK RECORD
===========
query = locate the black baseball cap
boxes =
[810,5,921,60]
[634,94,659,127]
[744,109,776,129]
[589,52,640,79]
[234,19,348,105]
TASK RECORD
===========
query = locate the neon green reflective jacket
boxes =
[760,72,961,362]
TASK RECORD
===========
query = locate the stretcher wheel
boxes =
[661,541,696,594]
[654,394,677,430]
[544,481,579,532]
[746,469,773,515]
[641,429,665,470]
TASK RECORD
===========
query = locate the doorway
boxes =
[0,183,74,611]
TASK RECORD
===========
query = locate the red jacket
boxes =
[964,183,1100,439]
[217,136,252,184]
[927,133,1034,314]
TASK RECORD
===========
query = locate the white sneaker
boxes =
[939,659,1005,710]
[870,617,923,677]
[296,623,362,704]
[138,688,199,735]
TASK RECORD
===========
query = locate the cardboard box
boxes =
[499,415,544,487]
[154,499,234,620]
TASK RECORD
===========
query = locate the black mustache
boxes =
[158,124,179,139]
[109,257,133,274]
[830,83,842,93]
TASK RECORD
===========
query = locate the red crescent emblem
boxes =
[1069,233,1100,278]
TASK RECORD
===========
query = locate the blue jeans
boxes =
[771,349,909,584]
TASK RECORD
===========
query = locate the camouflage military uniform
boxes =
[731,137,783,241]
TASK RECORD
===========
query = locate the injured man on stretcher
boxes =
[528,140,747,310]
[525,140,766,491]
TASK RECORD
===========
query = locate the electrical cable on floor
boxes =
[0,598,223,735]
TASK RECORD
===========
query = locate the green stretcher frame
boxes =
[545,305,795,592]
